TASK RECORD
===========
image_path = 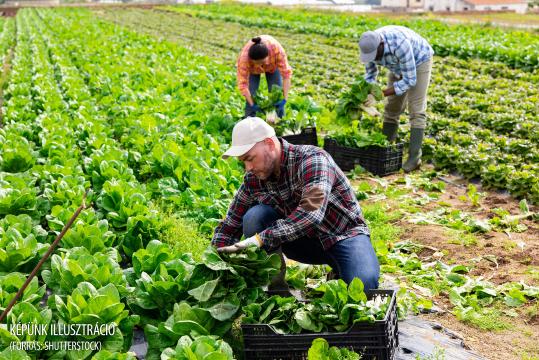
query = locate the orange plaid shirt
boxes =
[237,35,292,98]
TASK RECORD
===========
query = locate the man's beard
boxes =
[255,152,275,181]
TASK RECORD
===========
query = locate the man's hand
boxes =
[383,87,396,97]
[217,234,263,253]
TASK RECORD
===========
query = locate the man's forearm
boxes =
[364,63,378,84]
[282,77,291,100]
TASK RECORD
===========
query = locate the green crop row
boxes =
[165,4,539,71]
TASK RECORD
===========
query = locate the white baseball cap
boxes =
[222,117,276,159]
[359,31,382,64]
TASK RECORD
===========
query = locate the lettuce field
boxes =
[0,4,538,360]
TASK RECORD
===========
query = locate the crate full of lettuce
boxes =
[327,77,403,176]
[241,279,398,360]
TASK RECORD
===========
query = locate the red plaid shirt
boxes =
[237,35,292,98]
[212,139,369,250]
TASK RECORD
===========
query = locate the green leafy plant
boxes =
[41,247,128,297]
[308,338,361,360]
[0,302,52,359]
[286,263,330,290]
[91,350,138,360]
[329,123,389,149]
[48,282,140,359]
[47,207,116,253]
[243,279,391,334]
[0,272,45,308]
[273,94,319,135]
[160,335,234,360]
[144,302,233,360]
[0,218,48,273]
[254,85,284,114]
[459,184,482,207]
[336,77,383,120]
[125,243,278,322]
[488,208,529,233]
[0,174,48,217]
[409,208,491,233]
[96,179,160,258]
[0,134,37,173]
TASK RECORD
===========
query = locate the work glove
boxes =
[363,94,376,107]
[274,99,286,118]
[360,94,380,117]
[251,104,262,114]
[217,234,263,253]
[360,104,381,117]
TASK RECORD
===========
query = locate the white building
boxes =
[424,0,528,12]
[423,0,457,11]
[3,0,60,5]
[381,0,425,9]
[460,0,528,12]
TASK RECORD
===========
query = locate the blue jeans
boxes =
[245,69,284,118]
[243,204,380,290]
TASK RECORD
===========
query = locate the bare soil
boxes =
[422,309,539,360]
[355,168,539,359]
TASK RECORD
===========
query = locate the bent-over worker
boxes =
[359,25,434,172]
[212,117,380,292]
[237,35,292,119]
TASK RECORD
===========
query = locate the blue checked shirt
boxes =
[364,26,434,96]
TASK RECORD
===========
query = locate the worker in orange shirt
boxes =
[237,35,292,118]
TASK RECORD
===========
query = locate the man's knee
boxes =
[331,235,380,290]
[383,114,400,125]
[242,205,279,237]
[410,112,427,129]
[360,271,380,291]
[384,102,405,124]
[340,270,379,291]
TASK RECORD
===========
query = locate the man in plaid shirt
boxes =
[359,26,434,172]
[213,117,380,291]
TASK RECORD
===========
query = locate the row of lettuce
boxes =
[100,7,539,204]
[166,4,539,71]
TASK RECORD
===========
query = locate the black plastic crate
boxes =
[281,127,318,146]
[324,138,403,176]
[242,289,398,360]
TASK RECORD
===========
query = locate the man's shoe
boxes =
[403,127,424,172]
[382,122,399,143]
